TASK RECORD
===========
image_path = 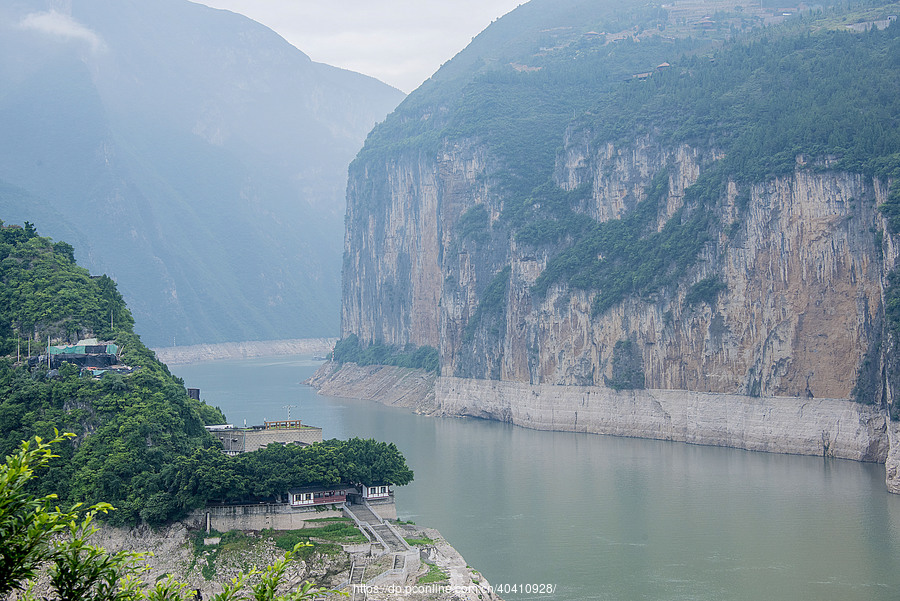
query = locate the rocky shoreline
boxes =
[304,361,437,412]
[14,521,499,601]
[307,361,900,493]
[153,338,338,365]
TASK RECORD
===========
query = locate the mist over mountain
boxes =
[0,0,404,346]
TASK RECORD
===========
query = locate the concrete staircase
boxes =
[349,561,366,601]
[347,503,381,525]
[349,562,366,585]
[344,501,417,586]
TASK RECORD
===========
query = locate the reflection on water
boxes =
[171,356,900,601]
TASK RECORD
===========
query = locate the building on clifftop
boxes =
[205,419,323,455]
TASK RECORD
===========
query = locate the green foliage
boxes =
[581,22,900,183]
[0,227,134,348]
[882,267,900,416]
[404,537,434,546]
[0,224,412,525]
[417,564,448,584]
[295,522,366,543]
[528,170,718,315]
[605,340,645,391]
[508,181,594,244]
[265,523,366,552]
[684,276,728,307]
[457,205,491,244]
[1,436,346,600]
[878,177,900,233]
[885,269,900,339]
[170,438,413,508]
[332,334,440,374]
[48,507,148,601]
[0,433,78,597]
[463,266,512,342]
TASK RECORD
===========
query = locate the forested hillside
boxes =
[0,222,412,525]
[0,0,404,347]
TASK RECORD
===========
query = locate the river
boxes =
[170,355,900,601]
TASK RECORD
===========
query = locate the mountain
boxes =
[0,0,404,346]
[335,0,900,489]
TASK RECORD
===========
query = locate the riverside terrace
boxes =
[205,419,323,455]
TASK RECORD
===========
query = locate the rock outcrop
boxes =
[12,521,496,601]
[304,361,437,410]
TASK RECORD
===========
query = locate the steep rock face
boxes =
[555,133,721,225]
[336,2,900,491]
[345,131,890,403]
[342,142,496,348]
[510,147,886,398]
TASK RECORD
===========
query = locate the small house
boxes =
[362,484,393,500]
[288,485,355,507]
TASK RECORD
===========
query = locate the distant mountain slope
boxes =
[0,0,404,346]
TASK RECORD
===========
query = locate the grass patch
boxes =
[404,537,434,546]
[189,530,261,580]
[219,530,253,552]
[300,522,367,543]
[418,564,449,584]
[263,523,366,556]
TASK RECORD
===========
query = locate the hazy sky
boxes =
[195,0,524,93]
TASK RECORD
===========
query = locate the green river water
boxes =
[170,355,900,601]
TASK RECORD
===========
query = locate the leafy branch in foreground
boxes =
[0,432,77,598]
[1,434,346,601]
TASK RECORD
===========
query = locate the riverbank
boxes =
[308,361,900,492]
[153,338,338,365]
[304,361,437,412]
[14,521,499,601]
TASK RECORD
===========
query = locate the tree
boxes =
[0,434,345,601]
[0,433,77,597]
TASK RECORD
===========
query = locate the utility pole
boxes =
[282,404,298,422]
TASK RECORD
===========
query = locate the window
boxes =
[369,487,376,495]
[380,486,387,494]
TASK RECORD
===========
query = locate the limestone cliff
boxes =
[336,1,900,490]
[343,134,895,399]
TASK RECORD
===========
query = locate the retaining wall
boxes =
[436,377,890,462]
[183,503,344,532]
